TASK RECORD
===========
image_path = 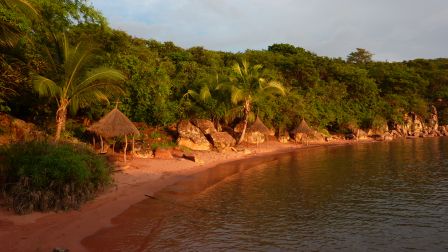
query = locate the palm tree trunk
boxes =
[54,100,68,141]
[237,99,251,145]
[124,135,128,163]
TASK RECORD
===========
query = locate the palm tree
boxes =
[229,59,285,144]
[0,0,39,47]
[33,34,126,140]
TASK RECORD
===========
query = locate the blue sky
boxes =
[89,0,448,61]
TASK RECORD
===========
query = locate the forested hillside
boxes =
[2,0,448,137]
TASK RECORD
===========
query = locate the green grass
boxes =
[0,141,111,214]
[150,141,176,151]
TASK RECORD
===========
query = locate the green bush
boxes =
[0,141,111,214]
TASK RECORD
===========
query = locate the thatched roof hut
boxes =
[88,108,139,138]
[247,117,271,134]
[245,117,271,144]
[291,119,324,144]
[292,119,314,135]
[88,108,139,162]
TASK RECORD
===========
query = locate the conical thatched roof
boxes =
[293,119,314,134]
[88,108,139,138]
[247,117,271,134]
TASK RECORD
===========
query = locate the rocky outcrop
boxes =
[177,120,211,151]
[428,105,439,131]
[397,112,425,137]
[355,129,369,140]
[191,119,217,135]
[294,131,325,143]
[0,113,45,144]
[438,126,448,136]
[382,132,394,141]
[210,132,236,150]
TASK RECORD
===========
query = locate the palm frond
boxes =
[73,67,125,96]
[242,59,249,75]
[70,89,110,113]
[261,80,286,96]
[1,0,38,15]
[232,63,243,77]
[253,64,263,72]
[230,86,244,104]
[33,75,60,97]
[183,89,198,99]
[199,85,211,101]
[64,42,93,93]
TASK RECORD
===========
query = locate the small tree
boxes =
[347,48,373,64]
[33,34,126,140]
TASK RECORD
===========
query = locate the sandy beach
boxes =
[0,139,366,251]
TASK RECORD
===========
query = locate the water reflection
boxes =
[83,138,448,251]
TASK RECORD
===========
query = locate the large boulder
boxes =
[177,120,211,151]
[355,129,369,140]
[191,119,217,135]
[399,112,425,136]
[383,132,394,141]
[438,126,448,136]
[428,105,439,131]
[210,132,236,150]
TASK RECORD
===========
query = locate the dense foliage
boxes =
[0,141,110,214]
[1,0,448,135]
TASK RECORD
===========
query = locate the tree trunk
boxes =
[124,135,128,163]
[237,99,251,145]
[132,136,135,155]
[54,100,69,141]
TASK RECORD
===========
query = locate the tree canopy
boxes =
[1,0,448,138]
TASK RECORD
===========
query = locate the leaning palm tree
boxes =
[33,34,126,140]
[0,0,39,47]
[228,59,285,144]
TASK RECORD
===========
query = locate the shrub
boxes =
[0,141,111,214]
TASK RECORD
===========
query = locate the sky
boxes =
[89,0,448,61]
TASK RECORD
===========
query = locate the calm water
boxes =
[84,138,448,251]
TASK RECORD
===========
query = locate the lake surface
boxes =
[84,138,448,251]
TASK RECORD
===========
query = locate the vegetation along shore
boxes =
[1,0,448,251]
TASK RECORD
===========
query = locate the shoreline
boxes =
[0,139,373,251]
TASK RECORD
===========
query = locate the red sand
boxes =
[0,140,364,251]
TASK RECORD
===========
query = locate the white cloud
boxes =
[90,0,448,60]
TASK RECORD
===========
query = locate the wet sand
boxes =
[0,139,367,251]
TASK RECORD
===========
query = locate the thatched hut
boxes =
[245,117,271,144]
[88,108,139,162]
[291,119,321,144]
